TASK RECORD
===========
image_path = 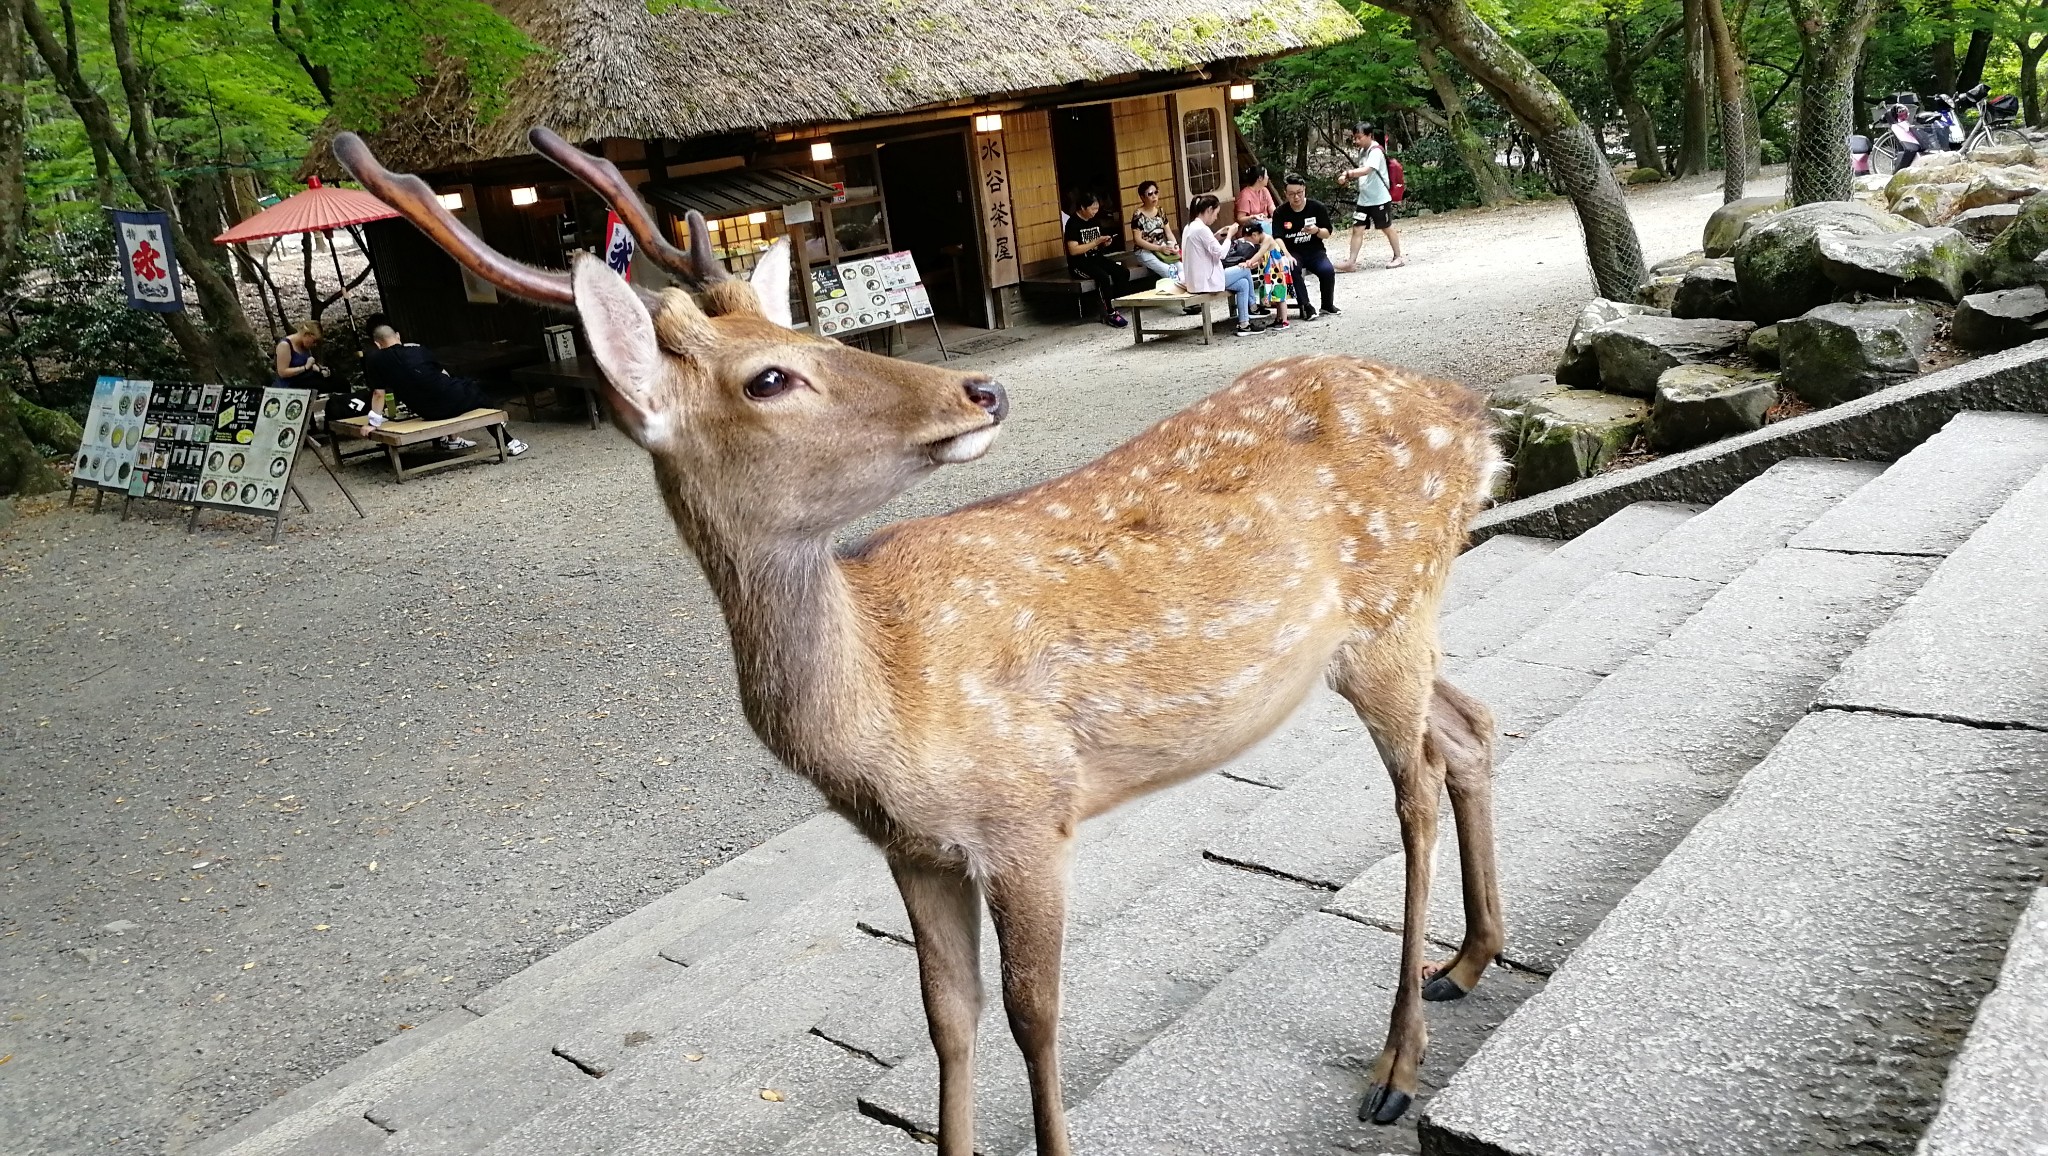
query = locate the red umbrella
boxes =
[215,176,400,334]
[214,176,398,243]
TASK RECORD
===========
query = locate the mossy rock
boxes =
[1702,197,1787,258]
[1815,226,1978,304]
[1648,365,1779,451]
[1512,391,1648,496]
[1778,301,1936,407]
[1624,167,1666,185]
[1733,201,1917,322]
[1889,183,1967,227]
[1556,298,1667,386]
[1747,323,1781,367]
[1980,190,2048,289]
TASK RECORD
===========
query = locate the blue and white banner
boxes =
[111,209,185,312]
[603,209,634,276]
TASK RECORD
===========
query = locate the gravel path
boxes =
[0,171,1776,1154]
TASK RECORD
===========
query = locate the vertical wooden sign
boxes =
[973,131,1021,289]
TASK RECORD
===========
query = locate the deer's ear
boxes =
[570,252,664,446]
[749,238,795,329]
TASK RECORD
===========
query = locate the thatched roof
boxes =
[326,0,1359,171]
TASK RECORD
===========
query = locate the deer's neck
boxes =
[690,527,894,807]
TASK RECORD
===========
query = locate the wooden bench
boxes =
[330,408,509,483]
[1112,288,1230,346]
[1019,256,1157,320]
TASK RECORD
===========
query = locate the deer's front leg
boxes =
[984,838,1076,1156]
[889,856,984,1156]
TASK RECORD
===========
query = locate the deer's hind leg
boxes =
[1418,676,1503,1002]
[1328,628,1445,1126]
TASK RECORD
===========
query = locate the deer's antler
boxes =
[527,127,730,288]
[333,132,577,308]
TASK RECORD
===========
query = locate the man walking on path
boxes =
[1336,123,1406,271]
[1274,174,1339,320]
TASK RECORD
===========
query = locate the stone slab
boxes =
[1330,549,1932,970]
[1420,712,2048,1156]
[1497,571,1718,676]
[1791,411,2048,556]
[1057,913,1546,1156]
[856,860,1325,1154]
[1622,457,1884,583]
[1440,502,1700,660]
[1467,342,2048,543]
[1442,534,1561,614]
[1819,464,2048,728]
[1212,686,1366,791]
[1919,888,2048,1156]
[776,1106,926,1155]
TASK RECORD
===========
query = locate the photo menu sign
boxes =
[73,376,151,491]
[131,381,217,501]
[196,386,311,512]
[812,251,933,337]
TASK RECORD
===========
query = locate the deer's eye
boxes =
[745,367,800,400]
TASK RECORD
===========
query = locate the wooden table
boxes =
[1112,289,1229,345]
[510,356,607,429]
[331,409,509,483]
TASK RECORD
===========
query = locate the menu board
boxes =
[813,252,932,337]
[73,376,152,491]
[131,382,218,501]
[194,385,310,512]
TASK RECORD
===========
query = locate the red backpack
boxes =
[1386,155,1405,203]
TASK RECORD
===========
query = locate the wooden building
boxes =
[322,0,1358,350]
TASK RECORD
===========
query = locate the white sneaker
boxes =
[440,435,478,451]
[505,438,529,457]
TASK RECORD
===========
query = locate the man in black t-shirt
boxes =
[364,324,528,455]
[1273,174,1340,321]
[1063,192,1131,328]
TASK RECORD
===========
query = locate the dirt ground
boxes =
[0,171,1778,1155]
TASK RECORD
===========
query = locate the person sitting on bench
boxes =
[1063,191,1131,328]
[364,322,528,457]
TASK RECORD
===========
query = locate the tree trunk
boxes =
[1703,0,1748,200]
[1674,0,1714,176]
[1931,0,1957,93]
[0,385,61,497]
[2023,37,2046,127]
[1787,0,1884,204]
[1416,16,1521,204]
[1959,27,1993,89]
[0,0,23,279]
[25,0,267,382]
[1377,0,1647,297]
[1605,17,1664,172]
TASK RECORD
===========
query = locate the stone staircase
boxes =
[199,412,2048,1156]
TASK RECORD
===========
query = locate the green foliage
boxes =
[279,0,538,130]
[0,219,189,417]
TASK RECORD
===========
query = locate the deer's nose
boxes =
[965,378,1008,423]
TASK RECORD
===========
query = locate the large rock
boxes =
[1648,365,1779,451]
[1951,285,2048,350]
[1778,301,1937,406]
[1589,314,1756,396]
[1957,165,2048,212]
[1967,142,2038,167]
[1671,257,1744,319]
[1702,197,1786,258]
[1635,274,1684,310]
[1885,156,1975,202]
[1556,298,1667,385]
[1747,323,1780,366]
[1889,182,1967,227]
[1733,201,1917,321]
[1951,203,2021,242]
[1815,226,1977,303]
[1512,391,1649,496]
[1980,191,2048,288]
[1491,373,1568,406]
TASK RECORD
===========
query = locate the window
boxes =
[1182,108,1221,196]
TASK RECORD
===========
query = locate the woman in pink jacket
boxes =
[1180,194,1258,336]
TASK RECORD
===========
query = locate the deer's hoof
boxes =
[1360,1083,1412,1125]
[1421,969,1470,1002]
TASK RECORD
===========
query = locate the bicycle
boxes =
[1955,85,2031,158]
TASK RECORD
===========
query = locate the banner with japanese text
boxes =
[111,209,185,312]
[603,210,635,276]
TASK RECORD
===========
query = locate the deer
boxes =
[334,127,1506,1154]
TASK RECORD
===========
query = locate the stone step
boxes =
[1420,711,2048,1156]
[1440,533,1560,614]
[1206,461,1879,893]
[1328,544,1933,972]
[1789,410,2048,556]
[1918,887,2048,1156]
[1819,463,2048,730]
[1441,501,1700,660]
